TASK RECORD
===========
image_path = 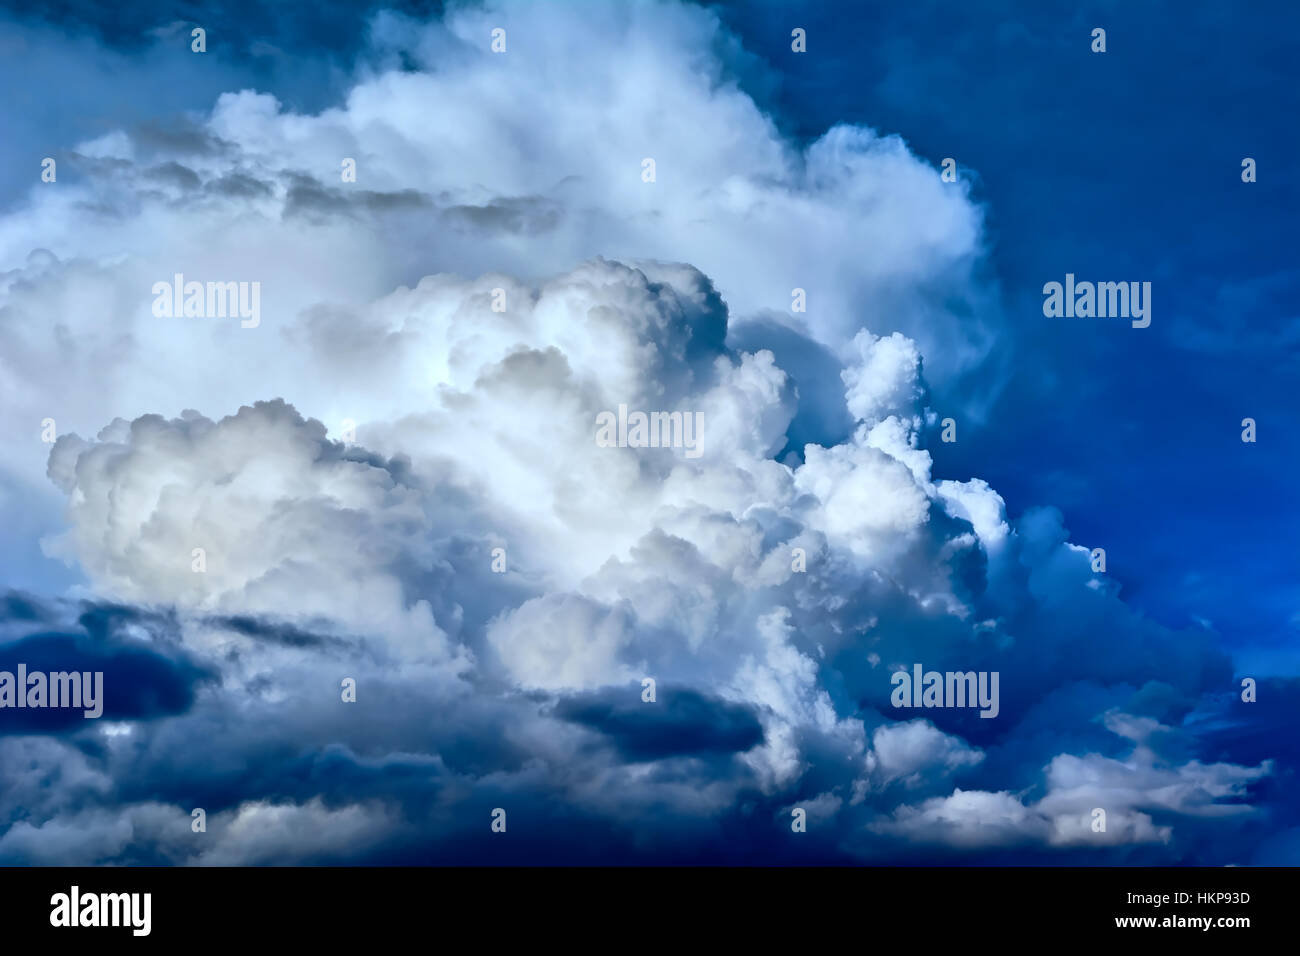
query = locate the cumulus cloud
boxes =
[867,720,985,790]
[0,0,1285,865]
[16,253,1269,863]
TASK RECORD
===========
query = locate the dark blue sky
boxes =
[712,0,1299,675]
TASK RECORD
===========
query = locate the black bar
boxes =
[2,866,1284,943]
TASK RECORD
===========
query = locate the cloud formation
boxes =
[0,0,1287,864]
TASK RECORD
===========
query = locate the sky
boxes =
[0,0,1295,865]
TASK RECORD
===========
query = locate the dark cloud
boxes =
[442,196,563,236]
[133,118,232,157]
[145,159,200,190]
[76,600,179,644]
[0,592,46,623]
[0,594,214,735]
[0,633,214,733]
[207,614,348,650]
[281,172,434,220]
[554,685,765,760]
[205,171,274,199]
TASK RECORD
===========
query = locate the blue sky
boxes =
[0,0,1295,865]
[712,0,1300,675]
[6,0,1293,671]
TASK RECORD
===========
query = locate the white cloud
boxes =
[872,714,1269,850]
[868,719,984,790]
[0,0,1270,864]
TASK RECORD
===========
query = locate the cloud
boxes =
[0,599,214,733]
[553,686,765,761]
[868,719,984,790]
[19,250,1274,862]
[0,0,1288,865]
[43,400,467,673]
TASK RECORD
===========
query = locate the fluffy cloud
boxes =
[0,0,1283,864]
[18,254,1270,863]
